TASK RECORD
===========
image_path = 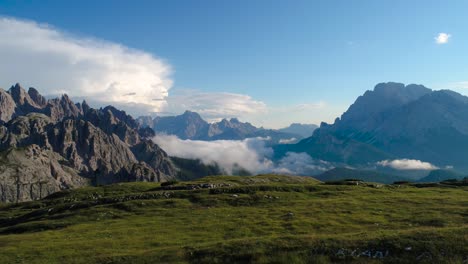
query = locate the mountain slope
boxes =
[279,82,468,172]
[418,169,467,183]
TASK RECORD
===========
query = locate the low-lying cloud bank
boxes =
[153,134,273,174]
[271,152,333,175]
[153,134,331,175]
[377,159,439,170]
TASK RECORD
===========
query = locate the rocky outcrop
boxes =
[8,83,43,113]
[0,89,16,123]
[131,141,176,182]
[0,83,177,202]
[0,145,88,203]
[27,87,47,108]
[44,94,83,122]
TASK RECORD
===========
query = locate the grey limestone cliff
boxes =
[0,83,176,202]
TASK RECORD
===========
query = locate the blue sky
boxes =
[0,0,467,128]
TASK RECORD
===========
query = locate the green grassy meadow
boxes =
[0,175,466,263]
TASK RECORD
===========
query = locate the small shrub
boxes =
[393,181,410,185]
[161,180,178,187]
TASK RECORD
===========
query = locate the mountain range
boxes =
[137,111,317,144]
[276,82,468,173]
[3,81,468,202]
[0,84,177,202]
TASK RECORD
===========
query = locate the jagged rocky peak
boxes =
[27,87,47,107]
[0,83,178,202]
[8,83,28,104]
[0,88,16,123]
[8,83,40,109]
[45,93,83,121]
[102,105,139,128]
[81,100,91,113]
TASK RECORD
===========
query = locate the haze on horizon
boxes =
[1,0,468,128]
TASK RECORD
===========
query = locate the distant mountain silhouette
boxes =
[276,82,468,173]
[138,111,313,144]
[277,123,318,138]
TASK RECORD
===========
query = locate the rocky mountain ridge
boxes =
[0,84,176,202]
[138,111,316,143]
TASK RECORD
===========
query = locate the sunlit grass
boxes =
[0,175,466,263]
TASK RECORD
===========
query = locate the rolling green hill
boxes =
[0,174,466,263]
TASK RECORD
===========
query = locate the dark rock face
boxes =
[28,87,47,108]
[44,94,83,122]
[0,83,176,202]
[281,82,468,172]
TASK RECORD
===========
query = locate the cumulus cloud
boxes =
[163,89,268,122]
[0,17,172,116]
[435,33,451,44]
[153,134,332,175]
[377,159,439,170]
[0,17,338,128]
[153,134,273,174]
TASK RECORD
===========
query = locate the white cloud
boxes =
[163,89,268,122]
[153,134,332,175]
[377,159,439,170]
[272,152,333,175]
[0,17,340,128]
[153,134,273,174]
[0,17,172,116]
[435,33,451,44]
